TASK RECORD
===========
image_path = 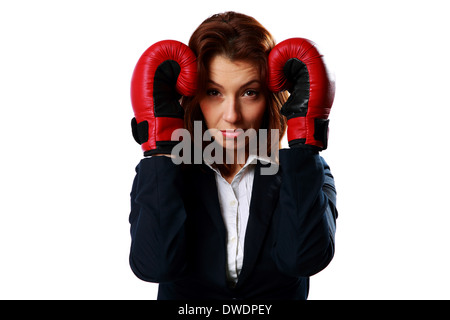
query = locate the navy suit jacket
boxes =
[129,147,337,300]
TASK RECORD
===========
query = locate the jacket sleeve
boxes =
[272,147,338,277]
[129,156,187,283]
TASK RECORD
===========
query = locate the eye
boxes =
[206,89,221,97]
[243,90,259,97]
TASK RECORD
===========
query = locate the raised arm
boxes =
[268,37,337,276]
[128,40,197,282]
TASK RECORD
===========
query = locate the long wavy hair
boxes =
[182,12,287,174]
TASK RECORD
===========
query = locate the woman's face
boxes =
[199,55,267,151]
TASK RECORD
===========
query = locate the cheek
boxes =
[244,100,267,127]
[199,101,215,127]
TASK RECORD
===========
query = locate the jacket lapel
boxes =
[194,165,227,243]
[237,161,282,287]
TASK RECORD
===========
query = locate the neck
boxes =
[221,163,244,184]
[220,149,248,183]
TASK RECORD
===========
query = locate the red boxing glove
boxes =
[268,38,335,150]
[131,40,197,156]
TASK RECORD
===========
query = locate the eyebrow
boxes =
[207,79,261,89]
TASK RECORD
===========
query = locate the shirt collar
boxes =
[204,153,278,176]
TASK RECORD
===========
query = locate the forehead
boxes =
[207,55,260,83]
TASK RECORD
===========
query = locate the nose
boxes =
[222,97,241,124]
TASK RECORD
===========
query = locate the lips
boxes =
[220,129,243,139]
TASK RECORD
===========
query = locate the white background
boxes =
[1,0,449,299]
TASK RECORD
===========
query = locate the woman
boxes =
[129,11,337,300]
[182,11,288,181]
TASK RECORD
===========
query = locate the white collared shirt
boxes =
[204,154,271,284]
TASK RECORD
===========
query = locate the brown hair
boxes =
[182,11,287,172]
